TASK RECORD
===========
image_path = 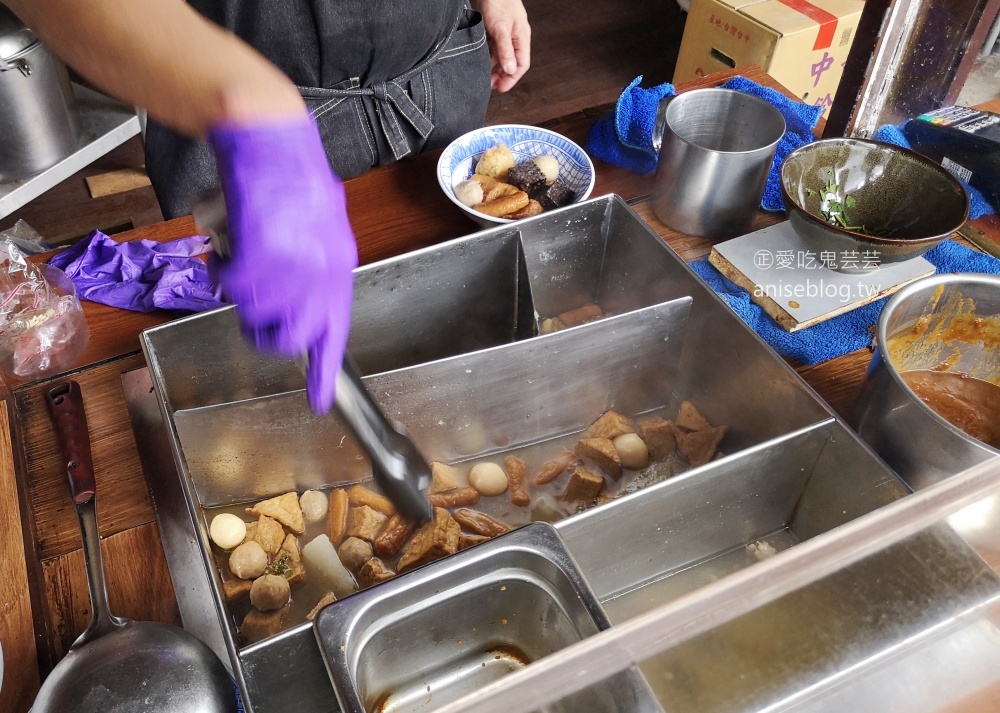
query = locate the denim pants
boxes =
[146,2,491,219]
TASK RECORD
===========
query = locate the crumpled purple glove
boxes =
[48,231,224,313]
[209,116,358,414]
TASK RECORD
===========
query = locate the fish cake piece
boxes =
[327,489,349,545]
[453,508,510,538]
[347,484,396,516]
[483,181,520,202]
[279,534,300,564]
[429,461,465,494]
[470,173,502,190]
[639,416,678,461]
[241,603,290,645]
[533,449,580,485]
[475,144,516,181]
[241,520,258,545]
[274,534,307,585]
[562,465,605,502]
[507,199,544,220]
[428,487,481,508]
[254,515,286,558]
[357,558,396,588]
[504,456,531,507]
[346,505,389,543]
[584,410,636,440]
[222,576,253,603]
[474,190,529,218]
[397,507,461,573]
[459,532,491,550]
[246,492,304,534]
[558,304,604,328]
[677,425,728,467]
[306,592,337,621]
[373,514,416,559]
[575,437,622,479]
[676,401,711,432]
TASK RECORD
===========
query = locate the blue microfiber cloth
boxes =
[722,76,824,211]
[587,76,676,175]
[872,122,997,220]
[690,239,1000,366]
[585,75,824,211]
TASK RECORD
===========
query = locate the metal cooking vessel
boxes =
[651,88,785,240]
[0,3,80,179]
[856,273,1000,490]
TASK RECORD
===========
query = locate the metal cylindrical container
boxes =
[0,4,80,178]
[651,88,785,240]
[856,273,1000,491]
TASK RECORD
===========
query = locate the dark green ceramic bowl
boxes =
[780,138,969,269]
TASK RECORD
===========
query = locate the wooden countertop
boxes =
[2,67,998,712]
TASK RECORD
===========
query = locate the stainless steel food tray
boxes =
[131,195,1000,713]
[314,522,662,713]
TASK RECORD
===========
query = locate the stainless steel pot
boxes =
[650,88,785,240]
[856,273,1000,490]
[0,3,80,179]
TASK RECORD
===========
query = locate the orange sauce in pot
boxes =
[900,370,1000,449]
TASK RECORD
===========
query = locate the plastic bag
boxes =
[0,220,54,256]
[0,241,89,380]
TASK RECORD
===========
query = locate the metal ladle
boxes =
[31,381,236,713]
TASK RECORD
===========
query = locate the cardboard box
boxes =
[673,0,865,116]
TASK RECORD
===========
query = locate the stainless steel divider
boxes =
[431,456,1000,713]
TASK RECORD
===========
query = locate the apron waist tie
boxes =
[370,80,435,161]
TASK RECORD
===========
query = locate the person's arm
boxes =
[4,0,305,137]
[474,0,531,93]
[7,0,357,416]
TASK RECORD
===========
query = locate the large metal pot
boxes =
[0,3,80,179]
[856,273,1000,490]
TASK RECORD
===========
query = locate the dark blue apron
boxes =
[146,1,490,218]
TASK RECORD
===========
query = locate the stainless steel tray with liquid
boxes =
[314,522,662,713]
[136,195,1000,713]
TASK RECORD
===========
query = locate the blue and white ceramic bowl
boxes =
[437,124,596,227]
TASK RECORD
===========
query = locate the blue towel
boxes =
[689,239,1000,366]
[585,75,824,211]
[587,76,675,175]
[722,76,824,211]
[872,122,996,220]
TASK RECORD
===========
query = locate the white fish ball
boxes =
[533,155,560,184]
[454,179,485,207]
[613,433,649,470]
[469,462,508,496]
[210,513,247,550]
[299,490,329,523]
[229,541,268,580]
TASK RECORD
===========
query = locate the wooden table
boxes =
[2,67,998,713]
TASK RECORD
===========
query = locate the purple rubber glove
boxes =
[209,116,358,414]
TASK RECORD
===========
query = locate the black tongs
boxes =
[333,355,433,523]
[193,193,433,524]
